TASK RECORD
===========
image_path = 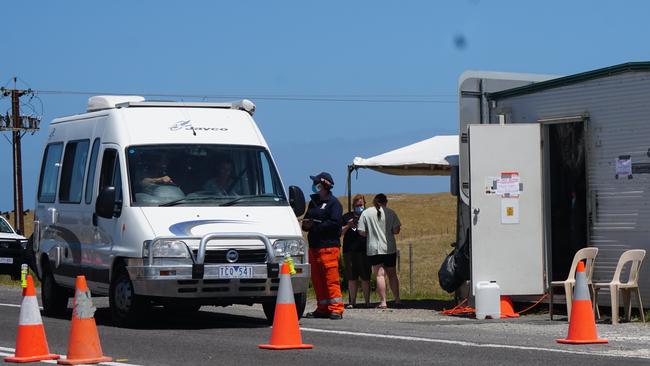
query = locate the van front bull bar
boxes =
[147,232,278,280]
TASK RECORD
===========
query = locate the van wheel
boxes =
[109,264,147,326]
[41,261,69,316]
[262,292,306,324]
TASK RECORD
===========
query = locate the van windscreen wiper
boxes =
[220,194,283,207]
[159,196,224,207]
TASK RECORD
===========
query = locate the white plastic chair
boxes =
[594,249,646,324]
[549,247,598,320]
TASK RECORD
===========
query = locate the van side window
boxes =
[85,139,101,204]
[37,143,64,203]
[99,149,123,216]
[59,140,90,203]
[259,151,275,194]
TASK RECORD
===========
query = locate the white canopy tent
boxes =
[346,135,459,209]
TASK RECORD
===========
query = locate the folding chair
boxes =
[594,249,646,324]
[549,247,598,320]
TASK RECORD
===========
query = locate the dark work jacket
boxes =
[304,193,343,248]
[342,212,367,253]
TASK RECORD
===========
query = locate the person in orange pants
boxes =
[309,247,344,316]
[302,172,344,319]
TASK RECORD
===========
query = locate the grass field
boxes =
[1,193,457,300]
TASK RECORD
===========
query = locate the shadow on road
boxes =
[43,306,269,330]
[393,299,456,310]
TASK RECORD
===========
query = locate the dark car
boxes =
[0,216,28,280]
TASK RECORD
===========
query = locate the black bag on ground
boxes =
[438,249,463,293]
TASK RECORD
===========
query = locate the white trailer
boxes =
[457,62,650,307]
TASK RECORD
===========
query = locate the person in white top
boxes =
[358,193,401,309]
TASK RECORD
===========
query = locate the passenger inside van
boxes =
[202,158,240,196]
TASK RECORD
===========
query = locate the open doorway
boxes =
[547,122,588,281]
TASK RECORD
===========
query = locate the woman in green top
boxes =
[358,193,402,309]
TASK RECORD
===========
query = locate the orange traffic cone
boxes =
[557,261,608,344]
[259,262,313,350]
[57,276,112,365]
[500,296,520,318]
[4,275,60,363]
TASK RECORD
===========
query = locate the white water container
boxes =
[475,281,500,320]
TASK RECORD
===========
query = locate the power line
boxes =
[0,81,40,235]
[34,89,456,104]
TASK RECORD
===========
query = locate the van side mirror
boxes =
[288,185,306,217]
[96,186,117,219]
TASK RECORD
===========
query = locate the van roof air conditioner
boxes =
[87,95,146,112]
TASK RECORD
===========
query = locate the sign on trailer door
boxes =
[469,124,544,295]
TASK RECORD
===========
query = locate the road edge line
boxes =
[300,327,650,360]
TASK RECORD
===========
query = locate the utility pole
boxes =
[1,78,40,235]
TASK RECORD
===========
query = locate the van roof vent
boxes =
[87,95,145,112]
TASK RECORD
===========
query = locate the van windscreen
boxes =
[0,218,14,234]
[126,144,287,207]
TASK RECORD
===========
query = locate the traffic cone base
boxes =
[4,353,60,363]
[259,344,314,350]
[500,296,520,318]
[259,263,313,350]
[57,356,113,365]
[5,275,60,363]
[556,261,607,345]
[557,338,609,345]
[58,276,111,365]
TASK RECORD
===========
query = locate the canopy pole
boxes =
[346,165,354,212]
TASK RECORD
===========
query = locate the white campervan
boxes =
[33,96,309,325]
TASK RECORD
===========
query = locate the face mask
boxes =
[312,184,319,193]
[354,206,364,214]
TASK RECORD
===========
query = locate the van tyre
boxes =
[262,292,306,324]
[110,263,147,326]
[41,260,69,316]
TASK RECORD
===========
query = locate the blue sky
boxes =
[2,0,650,212]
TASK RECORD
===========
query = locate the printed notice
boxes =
[615,155,632,179]
[501,198,520,224]
[496,173,521,197]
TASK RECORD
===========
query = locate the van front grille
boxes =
[192,248,268,264]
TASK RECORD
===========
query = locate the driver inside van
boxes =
[135,154,185,202]
[139,155,175,187]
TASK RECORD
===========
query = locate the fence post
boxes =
[408,242,413,294]
[397,249,400,272]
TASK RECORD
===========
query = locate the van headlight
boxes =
[19,240,28,249]
[272,239,305,257]
[149,240,191,258]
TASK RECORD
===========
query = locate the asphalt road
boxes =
[0,286,648,366]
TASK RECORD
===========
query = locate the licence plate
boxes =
[218,265,253,278]
[0,257,13,264]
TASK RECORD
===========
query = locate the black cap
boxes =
[310,172,334,188]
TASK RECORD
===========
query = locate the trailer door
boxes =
[469,124,544,295]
